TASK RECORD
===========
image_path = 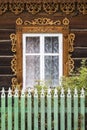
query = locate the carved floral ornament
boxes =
[0,2,87,15]
[10,17,75,90]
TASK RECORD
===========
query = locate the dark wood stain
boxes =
[0,10,87,89]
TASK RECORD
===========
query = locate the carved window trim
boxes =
[10,17,75,90]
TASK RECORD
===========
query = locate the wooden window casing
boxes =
[10,17,75,90]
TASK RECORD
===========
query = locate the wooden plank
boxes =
[34,89,38,130]
[0,13,87,29]
[0,75,13,90]
[0,41,12,55]
[8,88,12,130]
[74,89,78,130]
[0,57,13,66]
[41,89,45,130]
[0,30,15,40]
[1,88,5,130]
[47,89,51,130]
[0,66,13,74]
[27,89,32,130]
[72,48,87,58]
[80,89,85,130]
[54,89,58,130]
[67,89,72,130]
[60,88,65,130]
[21,90,25,130]
[0,42,11,50]
[72,31,87,47]
[14,89,19,130]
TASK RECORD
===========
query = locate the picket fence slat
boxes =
[54,89,58,130]
[8,88,12,130]
[14,89,19,130]
[60,88,65,130]
[27,88,32,130]
[67,89,72,130]
[74,89,78,130]
[34,89,38,130]
[80,88,85,130]
[21,90,25,130]
[0,88,86,130]
[47,89,51,130]
[1,88,5,130]
[41,89,45,130]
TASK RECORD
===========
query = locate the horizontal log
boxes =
[0,41,11,48]
[0,51,13,55]
[0,29,15,40]
[72,47,87,58]
[72,31,87,47]
[0,75,14,90]
[0,41,13,55]
[73,58,86,72]
[0,66,13,74]
[0,12,87,29]
[0,57,13,66]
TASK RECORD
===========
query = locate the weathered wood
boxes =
[0,57,13,66]
[80,89,85,130]
[8,89,12,130]
[0,9,87,89]
[0,66,12,74]
[1,89,5,130]
[74,89,78,130]
[14,90,19,130]
[72,31,87,47]
[72,48,87,58]
[0,30,15,40]
[0,75,13,89]
[0,13,87,29]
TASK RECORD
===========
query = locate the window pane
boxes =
[45,56,59,87]
[26,56,40,88]
[26,37,40,53]
[44,37,59,53]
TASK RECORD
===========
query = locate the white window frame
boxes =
[23,33,63,89]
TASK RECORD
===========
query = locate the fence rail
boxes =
[0,88,86,130]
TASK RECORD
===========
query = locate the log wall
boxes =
[0,12,87,89]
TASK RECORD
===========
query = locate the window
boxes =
[10,17,75,90]
[23,34,63,89]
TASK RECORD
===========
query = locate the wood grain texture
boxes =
[0,11,87,89]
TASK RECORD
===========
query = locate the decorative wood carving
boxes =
[23,17,61,26]
[10,17,75,90]
[9,3,24,15]
[77,2,87,15]
[60,2,75,14]
[0,2,87,15]
[68,55,74,75]
[68,33,75,52]
[0,3,8,15]
[10,33,17,52]
[11,54,17,75]
[43,2,59,14]
[26,2,41,14]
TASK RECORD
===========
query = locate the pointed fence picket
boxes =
[0,87,86,130]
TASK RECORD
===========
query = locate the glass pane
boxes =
[26,37,40,53]
[45,56,59,87]
[45,37,59,53]
[26,56,40,88]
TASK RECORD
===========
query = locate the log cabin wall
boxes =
[0,1,87,90]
